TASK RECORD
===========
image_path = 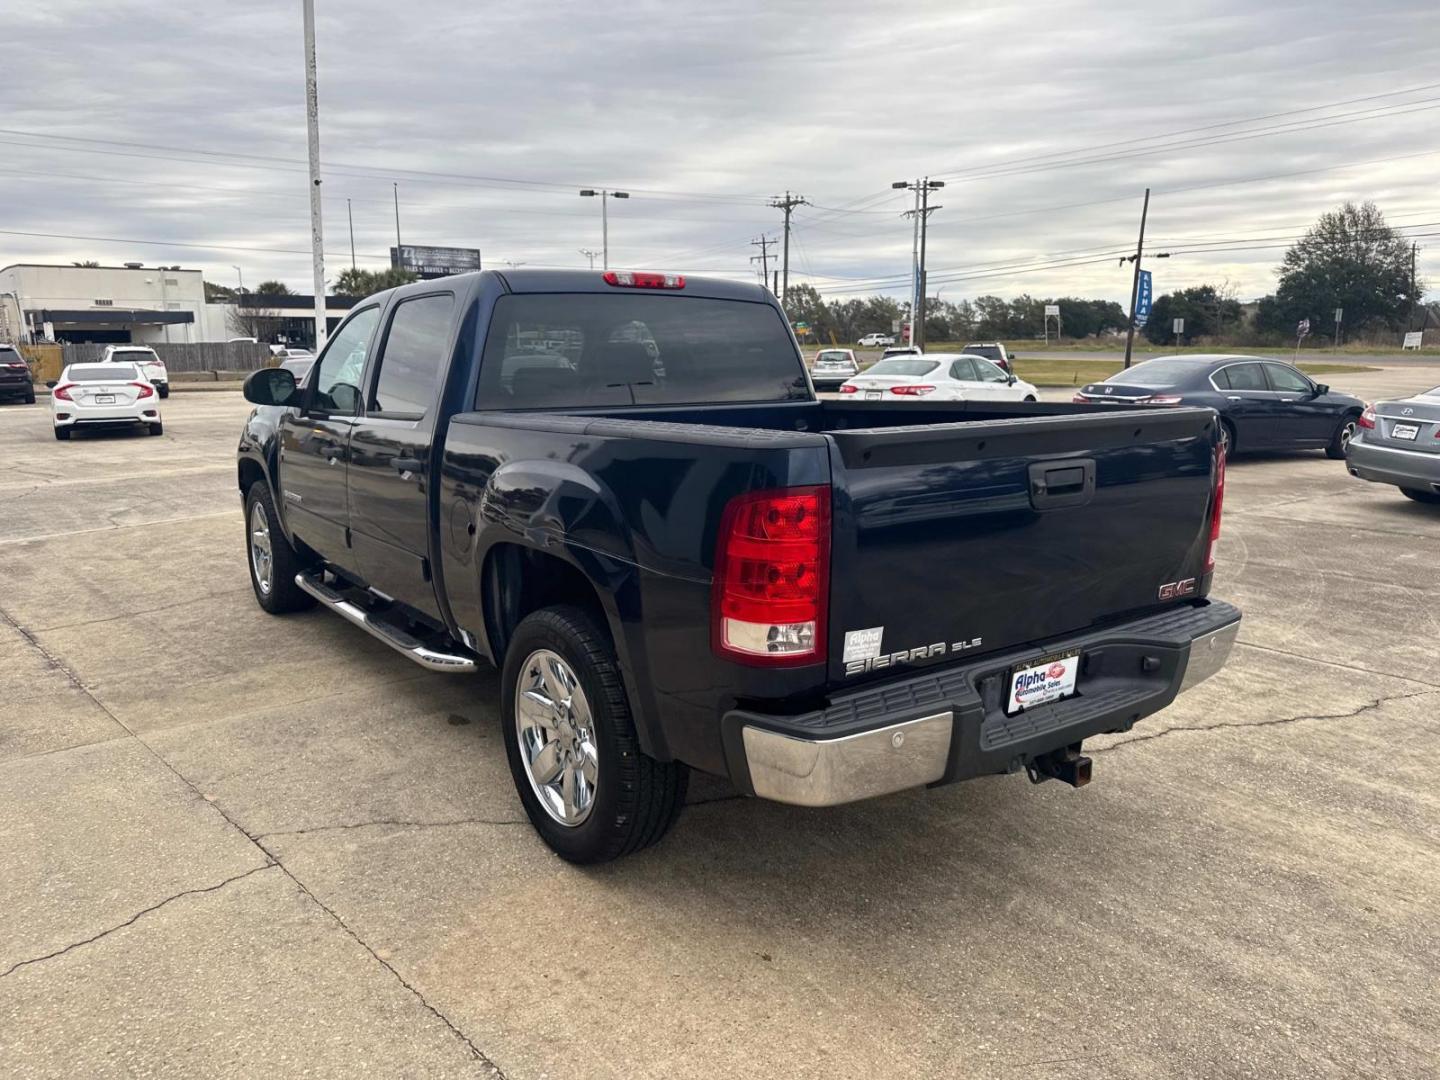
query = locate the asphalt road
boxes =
[2,372,1439,1078]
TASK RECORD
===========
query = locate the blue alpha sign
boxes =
[1135,270,1153,328]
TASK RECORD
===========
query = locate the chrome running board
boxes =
[294,572,477,674]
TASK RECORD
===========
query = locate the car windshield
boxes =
[0,347,21,362]
[111,350,157,360]
[1115,359,1206,388]
[69,364,137,381]
[868,358,938,377]
[815,352,852,365]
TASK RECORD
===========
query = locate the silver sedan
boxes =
[1345,384,1440,504]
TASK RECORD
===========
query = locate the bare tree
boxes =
[226,303,280,341]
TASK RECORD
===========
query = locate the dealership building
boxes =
[0,262,219,344]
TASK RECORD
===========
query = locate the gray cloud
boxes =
[1,0,1436,303]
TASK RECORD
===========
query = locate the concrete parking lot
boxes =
[2,372,1439,1079]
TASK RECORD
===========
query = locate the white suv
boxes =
[101,345,169,398]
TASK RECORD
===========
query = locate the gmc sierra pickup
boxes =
[238,269,1239,863]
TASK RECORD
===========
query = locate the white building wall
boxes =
[0,264,208,342]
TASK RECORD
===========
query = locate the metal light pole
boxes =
[231,265,244,293]
[347,197,356,270]
[302,0,327,349]
[579,248,600,270]
[580,189,629,270]
[392,182,402,254]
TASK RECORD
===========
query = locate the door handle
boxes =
[392,457,423,473]
[1227,396,1242,401]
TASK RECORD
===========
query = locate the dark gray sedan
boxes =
[1345,385,1440,504]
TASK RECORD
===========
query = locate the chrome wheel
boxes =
[249,502,273,596]
[515,649,598,827]
[1339,420,1356,450]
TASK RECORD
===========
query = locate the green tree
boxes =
[1144,285,1244,345]
[71,260,100,268]
[332,267,419,298]
[1269,202,1420,337]
[254,280,292,295]
[203,281,236,303]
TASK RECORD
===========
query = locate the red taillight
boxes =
[3,362,26,371]
[53,384,75,401]
[839,384,858,394]
[131,382,154,399]
[713,486,830,666]
[1072,391,1089,403]
[1205,442,1226,573]
[890,384,936,396]
[1358,404,1376,429]
[602,270,685,289]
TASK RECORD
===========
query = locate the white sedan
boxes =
[50,363,163,440]
[840,352,1039,402]
[100,345,169,397]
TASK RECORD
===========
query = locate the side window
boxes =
[1264,363,1313,394]
[312,307,380,414]
[974,359,1009,383]
[1224,363,1267,391]
[949,358,977,381]
[370,294,453,417]
[1210,367,1231,390]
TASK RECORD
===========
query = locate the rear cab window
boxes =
[369,293,453,418]
[477,293,808,409]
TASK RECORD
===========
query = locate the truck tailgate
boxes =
[824,409,1220,684]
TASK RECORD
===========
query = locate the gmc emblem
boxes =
[1159,578,1197,600]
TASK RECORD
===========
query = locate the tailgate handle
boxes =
[1028,459,1095,510]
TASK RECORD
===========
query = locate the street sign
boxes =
[390,245,482,279]
[1044,304,1060,317]
[891,319,901,334]
[1334,308,1343,323]
[1402,331,1424,350]
[1172,317,1184,334]
[1297,318,1311,338]
[1135,270,1153,327]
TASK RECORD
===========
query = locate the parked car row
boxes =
[839,353,1039,402]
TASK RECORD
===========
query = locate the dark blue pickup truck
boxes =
[237,269,1239,863]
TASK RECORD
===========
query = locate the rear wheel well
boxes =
[483,544,611,665]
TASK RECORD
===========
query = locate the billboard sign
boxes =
[390,245,482,279]
[1044,304,1060,317]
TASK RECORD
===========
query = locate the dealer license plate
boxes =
[94,394,116,405]
[864,391,882,401]
[1006,650,1081,714]
[1391,422,1419,441]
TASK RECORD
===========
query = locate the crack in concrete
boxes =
[0,603,507,1076]
[1,864,275,979]
[257,816,527,839]
[36,588,253,633]
[1096,688,1439,754]
[1235,639,1440,689]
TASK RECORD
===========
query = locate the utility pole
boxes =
[895,179,944,347]
[578,248,600,270]
[392,182,402,253]
[769,192,808,307]
[750,235,776,290]
[302,0,327,349]
[1122,187,1151,369]
[347,198,356,270]
[231,265,244,293]
[1411,242,1419,331]
[773,269,779,296]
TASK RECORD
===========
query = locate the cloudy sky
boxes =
[2,0,1438,305]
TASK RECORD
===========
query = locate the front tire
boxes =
[1400,488,1440,505]
[1023,394,1037,402]
[244,480,317,614]
[502,606,687,864]
[1326,416,1357,460]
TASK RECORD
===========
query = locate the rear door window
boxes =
[369,294,453,418]
[478,294,807,409]
[1222,363,1267,391]
[948,358,978,381]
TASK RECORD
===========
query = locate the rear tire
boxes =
[24,390,36,405]
[244,480,317,614]
[158,385,170,399]
[54,426,70,441]
[502,605,687,864]
[148,422,163,436]
[1326,416,1357,459]
[1400,488,1440,505]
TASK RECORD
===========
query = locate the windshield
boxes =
[69,364,137,382]
[815,352,853,365]
[965,345,1002,362]
[0,347,21,362]
[868,358,939,377]
[1113,359,1206,388]
[110,349,158,361]
[479,293,808,409]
